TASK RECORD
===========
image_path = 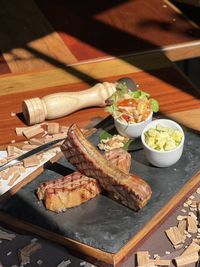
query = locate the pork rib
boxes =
[61,124,152,211]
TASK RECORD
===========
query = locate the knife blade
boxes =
[0,138,65,172]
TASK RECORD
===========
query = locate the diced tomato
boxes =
[122,114,130,122]
[118,99,137,107]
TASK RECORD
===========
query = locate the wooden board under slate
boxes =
[0,117,200,266]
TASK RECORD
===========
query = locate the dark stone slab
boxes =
[0,119,200,254]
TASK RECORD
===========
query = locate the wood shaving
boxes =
[136,251,150,265]
[196,188,200,194]
[23,156,40,168]
[165,227,185,247]
[7,145,15,157]
[181,209,186,213]
[60,126,69,133]
[176,215,187,221]
[47,122,60,134]
[181,241,200,256]
[57,260,71,267]
[8,172,21,186]
[15,125,42,136]
[177,219,187,236]
[149,259,171,266]
[174,252,199,266]
[18,241,41,266]
[187,215,198,233]
[23,127,45,139]
[0,229,16,240]
[22,144,39,151]
[29,138,45,145]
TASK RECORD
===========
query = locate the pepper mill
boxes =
[22,82,116,125]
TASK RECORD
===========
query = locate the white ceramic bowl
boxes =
[114,112,153,139]
[141,119,185,167]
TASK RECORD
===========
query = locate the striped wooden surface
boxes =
[0,60,199,146]
[0,0,200,76]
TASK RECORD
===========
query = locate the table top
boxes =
[0,52,200,266]
[0,1,200,265]
[0,0,200,78]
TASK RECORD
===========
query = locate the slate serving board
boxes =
[0,118,200,254]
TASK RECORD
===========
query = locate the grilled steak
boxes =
[37,149,132,212]
[104,148,131,173]
[61,124,152,211]
[36,171,101,212]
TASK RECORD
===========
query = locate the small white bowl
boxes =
[114,112,153,139]
[141,119,185,167]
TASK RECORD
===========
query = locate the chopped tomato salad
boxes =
[105,83,159,124]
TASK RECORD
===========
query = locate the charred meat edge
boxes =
[61,124,152,211]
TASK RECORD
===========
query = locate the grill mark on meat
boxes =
[37,171,95,201]
[37,172,101,212]
[104,148,131,173]
[61,124,152,210]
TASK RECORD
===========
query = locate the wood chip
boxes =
[47,123,60,135]
[177,215,187,221]
[187,216,198,233]
[136,251,150,266]
[21,144,39,151]
[177,219,187,236]
[50,133,66,140]
[149,259,171,266]
[174,252,199,266]
[174,244,183,249]
[13,146,23,155]
[196,188,200,194]
[1,167,18,180]
[8,172,21,186]
[0,158,7,165]
[181,241,200,256]
[165,227,185,247]
[23,156,40,168]
[18,241,41,266]
[0,230,16,240]
[23,127,44,139]
[29,138,44,145]
[6,145,15,157]
[60,126,69,133]
[15,125,41,136]
[57,260,71,267]
[181,209,186,213]
[186,199,192,206]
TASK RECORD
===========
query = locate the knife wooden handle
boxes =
[22,82,116,125]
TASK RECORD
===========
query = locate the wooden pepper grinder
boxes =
[22,82,116,125]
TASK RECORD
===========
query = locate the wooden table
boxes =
[0,1,200,265]
[0,52,200,266]
[0,0,200,78]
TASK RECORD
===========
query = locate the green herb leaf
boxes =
[123,139,134,150]
[150,98,159,112]
[99,130,113,142]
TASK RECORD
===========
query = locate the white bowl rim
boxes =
[141,119,185,154]
[114,111,153,126]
